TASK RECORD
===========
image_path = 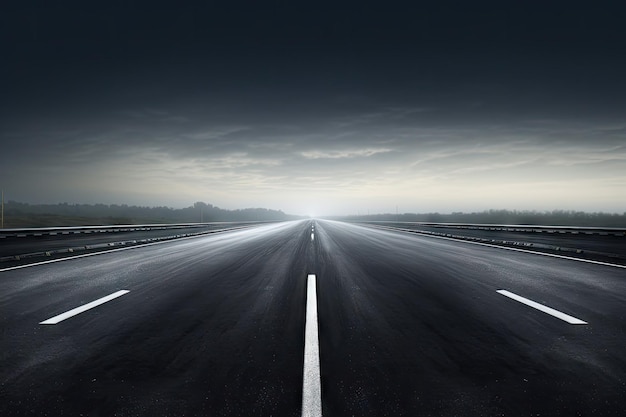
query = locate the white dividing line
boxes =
[496,290,587,325]
[311,233,315,241]
[40,290,130,325]
[302,274,322,417]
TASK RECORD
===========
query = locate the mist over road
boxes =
[1,220,624,416]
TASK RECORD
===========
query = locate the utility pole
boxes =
[1,190,4,229]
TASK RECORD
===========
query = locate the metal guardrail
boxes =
[0,221,272,239]
[356,221,626,236]
[0,222,273,264]
[357,221,626,264]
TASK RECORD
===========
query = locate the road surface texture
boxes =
[1,220,625,416]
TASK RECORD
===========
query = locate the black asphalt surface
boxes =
[1,220,625,416]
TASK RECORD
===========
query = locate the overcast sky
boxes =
[1,1,625,216]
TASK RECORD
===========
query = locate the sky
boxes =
[1,1,625,216]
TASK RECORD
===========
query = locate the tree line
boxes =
[337,209,626,227]
[2,201,300,227]
[2,202,624,228]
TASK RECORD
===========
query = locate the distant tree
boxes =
[336,209,626,227]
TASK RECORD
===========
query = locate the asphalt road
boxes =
[1,220,625,416]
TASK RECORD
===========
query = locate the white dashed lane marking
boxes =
[40,290,130,325]
[497,290,587,325]
[302,274,322,417]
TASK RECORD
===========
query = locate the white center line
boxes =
[311,233,315,241]
[496,290,587,325]
[40,290,130,325]
[302,274,322,417]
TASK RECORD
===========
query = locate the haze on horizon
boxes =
[1,1,625,217]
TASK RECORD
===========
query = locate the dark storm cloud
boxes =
[1,1,625,214]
